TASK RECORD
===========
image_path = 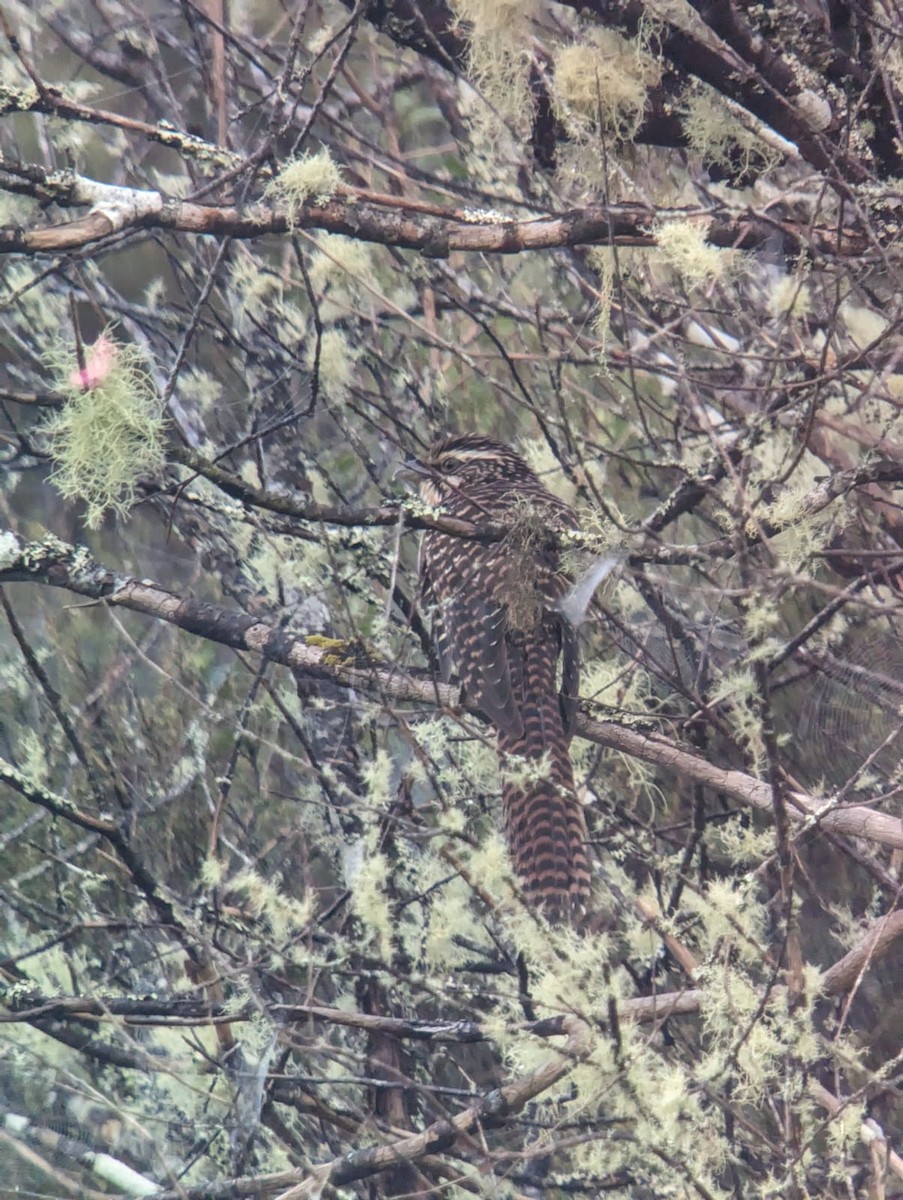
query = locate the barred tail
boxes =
[499,732,591,923]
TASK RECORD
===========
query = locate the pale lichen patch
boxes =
[40,333,165,528]
[654,219,735,290]
[553,28,662,144]
[265,149,344,226]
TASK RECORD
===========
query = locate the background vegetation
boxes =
[1,0,902,1196]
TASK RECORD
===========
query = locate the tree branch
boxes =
[2,527,900,853]
[0,162,878,259]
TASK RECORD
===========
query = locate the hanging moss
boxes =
[41,333,165,528]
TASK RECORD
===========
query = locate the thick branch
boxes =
[562,0,903,181]
[0,164,875,259]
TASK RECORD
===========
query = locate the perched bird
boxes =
[412,433,591,922]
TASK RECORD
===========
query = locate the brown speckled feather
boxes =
[418,434,591,922]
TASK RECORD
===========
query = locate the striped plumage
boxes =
[417,434,591,922]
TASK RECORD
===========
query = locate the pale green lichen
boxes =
[227,866,313,943]
[586,245,617,360]
[654,219,734,289]
[309,328,358,401]
[18,730,50,787]
[176,366,222,417]
[770,273,812,319]
[347,840,394,960]
[681,82,780,175]
[2,264,69,332]
[199,856,225,887]
[840,299,890,349]
[825,1096,867,1175]
[743,597,780,641]
[710,665,767,769]
[712,814,775,866]
[449,0,535,148]
[229,253,307,340]
[265,148,343,225]
[553,27,662,144]
[465,830,513,911]
[753,451,837,569]
[684,875,769,965]
[417,866,478,969]
[306,234,374,296]
[40,333,165,529]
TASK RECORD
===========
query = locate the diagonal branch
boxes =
[2,526,900,853]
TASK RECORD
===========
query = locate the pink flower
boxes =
[68,335,117,390]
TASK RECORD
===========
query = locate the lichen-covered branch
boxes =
[2,526,899,854]
[0,161,879,259]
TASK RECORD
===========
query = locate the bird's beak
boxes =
[393,456,429,482]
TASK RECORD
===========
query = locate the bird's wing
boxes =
[419,554,454,683]
[436,590,525,739]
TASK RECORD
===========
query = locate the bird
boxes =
[412,433,591,922]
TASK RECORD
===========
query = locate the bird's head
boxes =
[406,434,534,504]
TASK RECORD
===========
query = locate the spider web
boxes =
[782,625,903,792]
[0,1054,162,1197]
[597,587,902,796]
